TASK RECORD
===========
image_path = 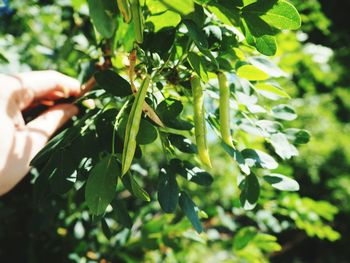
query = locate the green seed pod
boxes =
[121,75,151,175]
[217,72,234,147]
[130,0,143,44]
[117,0,132,23]
[191,75,212,168]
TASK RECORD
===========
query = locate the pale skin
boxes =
[0,71,81,195]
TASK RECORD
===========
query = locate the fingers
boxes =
[26,104,79,155]
[12,71,81,109]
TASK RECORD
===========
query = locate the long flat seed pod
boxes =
[130,0,143,44]
[191,75,212,168]
[117,0,132,23]
[122,75,151,175]
[128,50,165,127]
[217,72,234,147]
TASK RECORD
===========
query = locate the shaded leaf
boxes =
[88,0,116,38]
[101,218,112,239]
[170,159,213,186]
[158,167,179,213]
[85,154,118,215]
[168,134,197,154]
[94,70,132,97]
[221,142,250,175]
[112,200,133,228]
[233,226,257,251]
[187,52,209,82]
[284,128,311,144]
[121,172,151,202]
[179,191,203,233]
[239,173,260,210]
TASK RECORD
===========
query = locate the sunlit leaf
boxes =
[264,173,300,191]
[237,64,269,81]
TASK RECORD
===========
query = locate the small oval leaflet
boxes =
[263,173,300,191]
[237,64,269,81]
[241,149,278,170]
[239,173,260,210]
[271,104,297,121]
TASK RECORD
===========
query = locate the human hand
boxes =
[0,71,81,195]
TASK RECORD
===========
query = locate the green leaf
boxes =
[250,57,287,78]
[48,149,80,195]
[170,159,213,186]
[85,155,118,215]
[221,142,250,175]
[243,0,301,31]
[88,0,116,38]
[270,132,298,160]
[101,218,112,239]
[284,128,311,144]
[264,173,299,191]
[157,98,193,130]
[118,115,158,145]
[94,70,133,97]
[271,104,297,121]
[254,83,290,100]
[184,19,218,67]
[158,167,179,213]
[112,200,133,228]
[146,10,181,32]
[255,35,277,56]
[242,10,277,37]
[233,227,257,251]
[207,3,240,27]
[168,134,198,154]
[242,149,278,169]
[157,98,183,119]
[158,0,195,16]
[121,172,151,202]
[256,120,283,134]
[179,191,203,233]
[237,64,269,81]
[187,52,209,82]
[136,119,158,145]
[239,173,260,210]
[30,129,68,167]
[183,19,208,50]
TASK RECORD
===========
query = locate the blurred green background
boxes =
[0,0,349,262]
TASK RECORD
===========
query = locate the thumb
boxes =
[26,104,79,157]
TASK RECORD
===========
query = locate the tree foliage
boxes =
[0,0,348,262]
